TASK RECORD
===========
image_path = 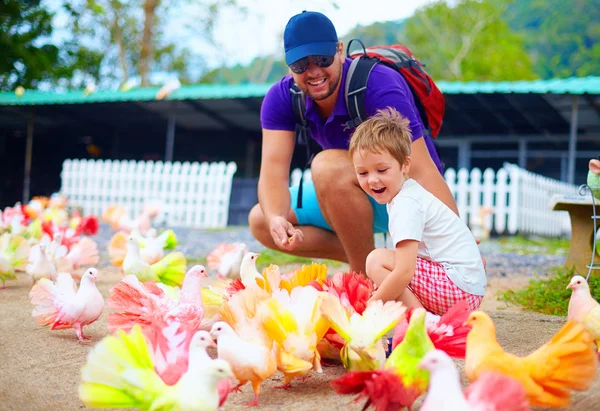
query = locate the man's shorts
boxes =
[289,181,389,233]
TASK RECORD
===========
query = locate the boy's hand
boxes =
[269,216,304,251]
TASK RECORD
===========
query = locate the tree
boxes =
[0,0,101,90]
[64,0,242,88]
[403,0,538,81]
[505,0,600,78]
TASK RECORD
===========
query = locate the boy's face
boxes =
[352,148,410,204]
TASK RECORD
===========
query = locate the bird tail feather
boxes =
[78,325,165,408]
[151,251,187,287]
[524,320,597,407]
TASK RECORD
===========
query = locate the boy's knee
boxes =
[365,248,385,276]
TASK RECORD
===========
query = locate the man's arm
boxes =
[409,138,459,216]
[258,128,301,249]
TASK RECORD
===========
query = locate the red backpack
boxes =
[290,39,446,208]
[344,39,445,138]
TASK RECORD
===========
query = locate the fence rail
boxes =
[60,159,237,228]
[291,163,579,237]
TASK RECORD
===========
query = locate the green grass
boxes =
[498,266,600,316]
[256,248,345,270]
[186,248,344,270]
[187,256,207,265]
[498,235,570,256]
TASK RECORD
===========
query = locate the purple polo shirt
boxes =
[260,58,444,174]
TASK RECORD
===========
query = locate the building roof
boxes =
[0,76,598,106]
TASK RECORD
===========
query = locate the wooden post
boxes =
[22,109,35,204]
[567,95,579,184]
[245,139,255,178]
[165,103,176,162]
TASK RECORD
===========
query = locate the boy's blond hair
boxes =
[348,107,412,166]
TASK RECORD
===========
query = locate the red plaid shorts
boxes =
[407,257,483,315]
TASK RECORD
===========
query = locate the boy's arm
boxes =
[370,240,419,302]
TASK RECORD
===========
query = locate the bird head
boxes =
[187,265,208,279]
[463,311,494,333]
[210,321,234,341]
[242,252,260,266]
[566,275,589,291]
[126,236,139,249]
[418,349,453,373]
[190,330,217,349]
[206,359,234,381]
[83,268,99,282]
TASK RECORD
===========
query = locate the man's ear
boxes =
[337,41,344,56]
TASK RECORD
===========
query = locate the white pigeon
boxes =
[29,268,105,342]
[79,325,234,410]
[239,252,262,287]
[123,236,156,281]
[138,228,166,264]
[418,350,530,411]
[27,244,58,283]
[217,243,247,279]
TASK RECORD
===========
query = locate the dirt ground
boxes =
[1,265,598,411]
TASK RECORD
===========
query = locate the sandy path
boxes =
[0,265,597,411]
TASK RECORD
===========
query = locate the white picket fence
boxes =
[291,163,580,237]
[60,159,238,228]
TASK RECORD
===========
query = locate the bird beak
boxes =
[207,339,217,348]
[463,319,471,327]
[566,283,573,290]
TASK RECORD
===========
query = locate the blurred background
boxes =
[1,0,599,220]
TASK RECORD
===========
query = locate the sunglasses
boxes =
[289,55,335,74]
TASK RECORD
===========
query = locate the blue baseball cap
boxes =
[284,11,338,66]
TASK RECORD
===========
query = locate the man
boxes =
[249,10,457,274]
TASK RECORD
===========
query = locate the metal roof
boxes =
[0,76,598,106]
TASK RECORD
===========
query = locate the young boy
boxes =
[349,107,486,315]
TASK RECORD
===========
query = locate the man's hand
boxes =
[269,216,304,251]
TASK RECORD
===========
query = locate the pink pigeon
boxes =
[29,268,104,342]
[107,265,207,333]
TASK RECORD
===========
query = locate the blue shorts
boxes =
[289,181,389,233]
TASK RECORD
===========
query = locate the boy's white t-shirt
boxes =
[386,178,487,296]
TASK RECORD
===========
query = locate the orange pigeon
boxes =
[464,311,597,408]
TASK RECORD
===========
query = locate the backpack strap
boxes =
[290,84,314,209]
[343,56,379,131]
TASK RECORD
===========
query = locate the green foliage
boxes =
[498,235,570,256]
[256,248,344,269]
[0,0,101,90]
[499,266,600,316]
[505,0,600,78]
[403,0,537,81]
[341,20,407,50]
[200,57,288,85]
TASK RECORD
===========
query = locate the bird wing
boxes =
[583,305,600,339]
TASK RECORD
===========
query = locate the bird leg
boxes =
[74,324,91,343]
[246,382,261,407]
[274,383,292,390]
[231,381,247,393]
[321,359,339,367]
[274,374,294,390]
